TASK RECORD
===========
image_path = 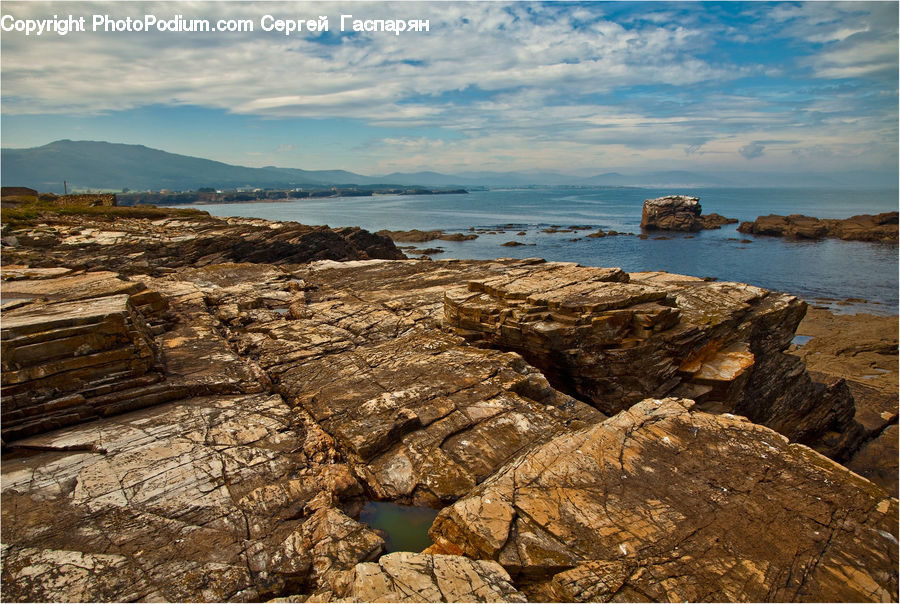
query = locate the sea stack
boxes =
[641,195,703,231]
[641,195,737,232]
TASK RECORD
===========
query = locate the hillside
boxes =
[2,140,896,193]
[0,140,374,193]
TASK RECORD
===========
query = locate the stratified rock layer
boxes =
[443,263,858,455]
[1,294,157,441]
[640,195,737,232]
[429,397,898,602]
[339,552,527,602]
[1,393,381,602]
[1,212,896,603]
[738,212,899,242]
[1,214,404,275]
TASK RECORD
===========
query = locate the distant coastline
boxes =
[119,186,468,206]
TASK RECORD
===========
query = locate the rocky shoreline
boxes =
[738,212,899,243]
[1,207,897,602]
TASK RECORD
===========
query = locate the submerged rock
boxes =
[376,229,478,243]
[429,397,898,602]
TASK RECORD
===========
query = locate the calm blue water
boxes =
[189,187,898,313]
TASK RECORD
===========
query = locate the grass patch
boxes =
[1,202,211,227]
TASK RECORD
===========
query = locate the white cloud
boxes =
[0,1,896,175]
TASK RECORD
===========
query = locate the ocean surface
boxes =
[188,187,898,314]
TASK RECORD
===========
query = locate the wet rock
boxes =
[429,397,899,602]
[340,552,527,602]
[699,212,739,229]
[738,212,898,242]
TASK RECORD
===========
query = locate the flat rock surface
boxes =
[429,397,899,602]
[341,552,527,602]
[1,393,380,602]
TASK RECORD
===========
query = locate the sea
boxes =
[187,187,899,315]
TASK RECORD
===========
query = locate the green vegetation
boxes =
[1,200,210,227]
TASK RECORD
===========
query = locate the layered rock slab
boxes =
[1,393,382,602]
[178,259,603,506]
[443,263,858,455]
[1,294,157,441]
[339,552,527,602]
[273,331,601,506]
[428,397,899,602]
[1,214,404,276]
[0,266,266,442]
[738,212,899,242]
[640,195,736,232]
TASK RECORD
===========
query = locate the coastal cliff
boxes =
[1,208,896,602]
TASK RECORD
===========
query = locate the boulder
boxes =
[428,397,899,602]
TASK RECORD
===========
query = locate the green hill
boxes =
[0,140,375,193]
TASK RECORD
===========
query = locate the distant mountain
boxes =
[0,140,370,193]
[1,140,895,193]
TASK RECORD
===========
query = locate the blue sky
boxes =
[1,1,897,178]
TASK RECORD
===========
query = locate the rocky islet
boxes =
[639,195,738,232]
[0,206,897,602]
[738,212,899,243]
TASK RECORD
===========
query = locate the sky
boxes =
[1,1,897,179]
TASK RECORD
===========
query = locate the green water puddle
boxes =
[359,501,440,553]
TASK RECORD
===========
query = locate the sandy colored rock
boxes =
[1,392,372,601]
[342,552,527,602]
[2,208,896,603]
[1,294,157,440]
[790,307,898,492]
[429,397,899,602]
[443,263,858,455]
